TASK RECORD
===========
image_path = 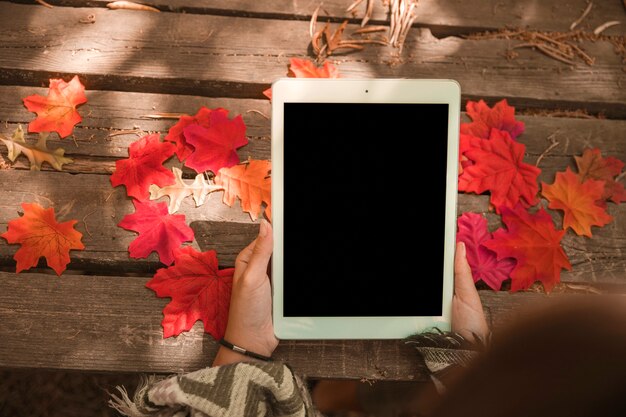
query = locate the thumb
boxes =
[454,242,481,304]
[245,219,273,279]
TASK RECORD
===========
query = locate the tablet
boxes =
[271,78,460,339]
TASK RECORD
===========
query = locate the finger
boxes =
[454,242,481,306]
[244,219,274,281]
[234,240,257,278]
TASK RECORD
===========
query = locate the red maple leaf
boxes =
[575,148,625,204]
[456,212,515,290]
[458,132,472,175]
[459,129,541,213]
[215,159,271,221]
[146,246,234,339]
[483,205,571,292]
[110,133,176,200]
[117,200,194,265]
[288,58,340,78]
[1,202,84,275]
[22,75,87,138]
[541,168,613,237]
[164,107,229,162]
[183,110,248,174]
[461,99,524,140]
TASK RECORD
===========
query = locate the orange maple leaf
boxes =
[215,159,271,221]
[1,203,85,275]
[575,148,625,204]
[288,58,340,78]
[541,168,613,237]
[22,75,87,138]
[263,58,340,100]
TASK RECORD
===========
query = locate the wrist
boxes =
[212,331,276,367]
[212,345,257,367]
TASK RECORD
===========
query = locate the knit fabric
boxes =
[109,361,318,417]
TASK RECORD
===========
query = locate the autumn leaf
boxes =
[0,125,72,171]
[164,107,228,162]
[575,148,625,204]
[146,246,234,339]
[22,75,87,138]
[288,57,340,78]
[117,200,194,265]
[541,168,612,237]
[1,202,84,275]
[183,110,248,174]
[483,205,571,292]
[110,133,176,200]
[149,167,223,214]
[459,129,541,213]
[456,212,515,290]
[461,99,525,140]
[215,159,271,221]
[263,58,340,100]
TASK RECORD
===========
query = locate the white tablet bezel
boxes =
[271,78,460,339]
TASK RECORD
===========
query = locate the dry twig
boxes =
[389,0,418,49]
[140,112,186,119]
[593,21,621,35]
[570,1,593,31]
[246,109,269,119]
[535,130,560,167]
[467,28,618,66]
[106,1,159,12]
[108,129,143,137]
[35,0,53,8]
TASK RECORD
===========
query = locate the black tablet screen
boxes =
[283,103,449,317]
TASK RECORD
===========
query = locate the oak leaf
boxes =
[215,159,271,221]
[110,133,176,200]
[164,107,228,162]
[575,148,625,204]
[0,125,72,171]
[483,205,571,292]
[461,99,524,140]
[541,168,612,237]
[1,202,84,275]
[183,110,248,174]
[117,200,194,265]
[459,129,541,213]
[22,75,87,138]
[456,212,515,290]
[146,246,234,339]
[149,167,223,214]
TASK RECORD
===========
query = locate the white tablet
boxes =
[271,78,460,339]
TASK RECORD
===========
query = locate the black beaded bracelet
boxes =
[218,338,272,362]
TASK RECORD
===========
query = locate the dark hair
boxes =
[432,297,626,417]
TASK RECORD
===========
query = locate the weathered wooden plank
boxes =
[0,4,624,116]
[9,0,625,36]
[0,86,271,160]
[1,85,625,179]
[0,170,624,283]
[0,270,595,379]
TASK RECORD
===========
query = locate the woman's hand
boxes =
[212,219,279,366]
[451,242,490,343]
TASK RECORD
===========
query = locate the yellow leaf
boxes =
[0,125,73,171]
[149,167,223,214]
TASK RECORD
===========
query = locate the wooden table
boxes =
[0,0,624,381]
